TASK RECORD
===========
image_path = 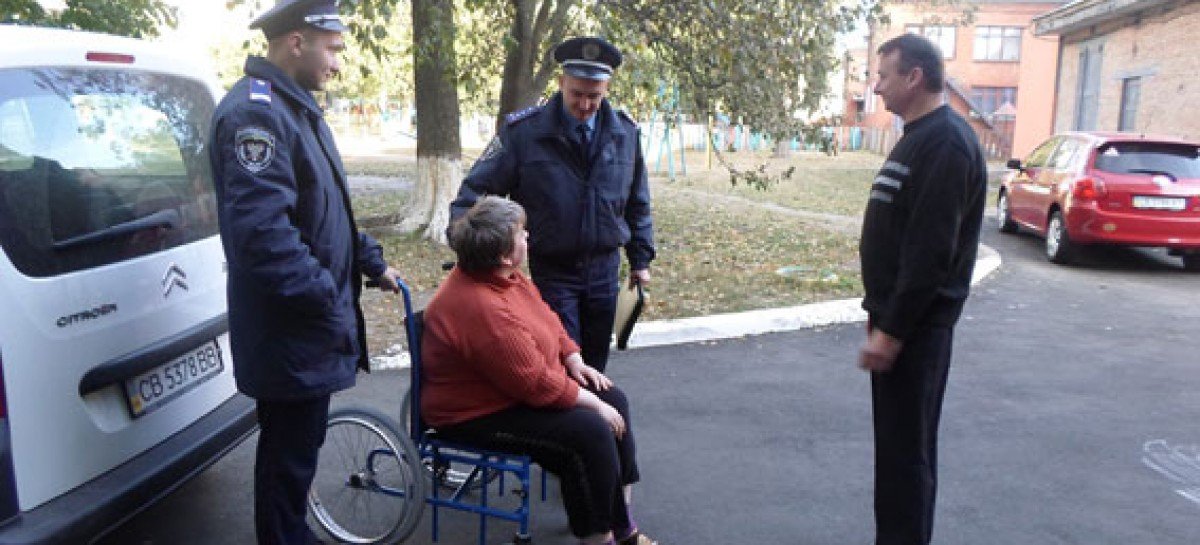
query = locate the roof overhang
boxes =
[945,78,995,129]
[1032,0,1177,36]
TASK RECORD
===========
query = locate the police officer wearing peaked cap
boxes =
[450,36,655,376]
[209,1,404,543]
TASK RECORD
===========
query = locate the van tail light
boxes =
[1072,176,1107,200]
[86,52,135,64]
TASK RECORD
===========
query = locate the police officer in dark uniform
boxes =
[208,1,402,543]
[450,37,655,374]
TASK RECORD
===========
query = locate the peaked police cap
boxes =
[250,0,347,39]
[554,37,622,81]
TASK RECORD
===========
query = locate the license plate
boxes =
[1132,196,1187,211]
[124,340,224,418]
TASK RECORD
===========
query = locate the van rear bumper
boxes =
[0,393,256,544]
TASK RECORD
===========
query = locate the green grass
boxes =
[343,155,419,179]
[644,187,861,319]
[347,148,869,326]
[661,149,879,217]
[354,192,408,223]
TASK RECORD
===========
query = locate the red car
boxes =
[998,132,1200,270]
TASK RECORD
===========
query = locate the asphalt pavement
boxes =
[99,224,1200,545]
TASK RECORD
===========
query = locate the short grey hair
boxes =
[448,196,527,273]
[877,33,945,93]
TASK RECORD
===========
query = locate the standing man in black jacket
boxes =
[450,37,655,374]
[858,33,986,545]
[209,1,402,543]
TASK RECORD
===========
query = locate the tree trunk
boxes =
[495,0,577,130]
[405,0,462,244]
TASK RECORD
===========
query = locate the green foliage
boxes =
[594,1,878,136]
[1,0,177,38]
[587,0,882,188]
[220,0,413,105]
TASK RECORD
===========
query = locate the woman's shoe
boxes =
[617,531,658,545]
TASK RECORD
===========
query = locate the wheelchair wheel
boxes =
[308,407,426,544]
[401,388,499,492]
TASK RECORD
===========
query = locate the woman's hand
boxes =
[596,402,626,438]
[576,389,626,438]
[565,353,612,391]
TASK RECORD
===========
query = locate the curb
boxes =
[622,242,1001,349]
[371,243,1002,369]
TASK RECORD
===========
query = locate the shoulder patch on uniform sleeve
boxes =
[505,106,540,125]
[249,79,272,104]
[235,126,276,173]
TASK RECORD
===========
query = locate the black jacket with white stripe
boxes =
[859,105,987,340]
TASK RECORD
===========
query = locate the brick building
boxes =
[1033,0,1200,142]
[847,0,1067,158]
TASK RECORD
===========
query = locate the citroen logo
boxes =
[162,263,189,298]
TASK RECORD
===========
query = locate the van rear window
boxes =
[0,67,218,277]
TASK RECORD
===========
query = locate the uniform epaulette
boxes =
[249,79,272,104]
[505,106,540,125]
[617,109,636,125]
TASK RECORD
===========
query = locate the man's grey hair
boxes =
[448,196,527,273]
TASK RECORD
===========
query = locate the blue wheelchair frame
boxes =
[398,280,547,545]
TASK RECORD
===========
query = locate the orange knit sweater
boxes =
[420,267,581,427]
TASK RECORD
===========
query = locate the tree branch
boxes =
[531,0,575,96]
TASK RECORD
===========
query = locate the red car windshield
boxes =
[1093,142,1200,179]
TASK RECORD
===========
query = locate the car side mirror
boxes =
[1006,158,1024,171]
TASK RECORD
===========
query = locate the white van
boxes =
[0,25,255,543]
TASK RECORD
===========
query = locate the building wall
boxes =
[1052,0,1200,141]
[842,47,869,124]
[1011,27,1061,157]
[859,1,1065,157]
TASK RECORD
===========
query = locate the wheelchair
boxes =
[307,279,545,544]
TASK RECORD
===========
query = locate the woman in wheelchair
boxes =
[421,196,656,545]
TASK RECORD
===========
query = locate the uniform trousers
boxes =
[870,324,954,545]
[531,250,620,372]
[255,395,331,545]
[437,386,639,538]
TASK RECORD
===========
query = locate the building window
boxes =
[1074,41,1104,131]
[906,24,956,59]
[971,87,1018,117]
[974,26,1023,61]
[1119,77,1141,131]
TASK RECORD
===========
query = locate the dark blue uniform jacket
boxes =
[209,56,387,400]
[450,93,655,269]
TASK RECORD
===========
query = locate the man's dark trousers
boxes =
[531,250,620,372]
[870,324,954,545]
[255,395,332,545]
